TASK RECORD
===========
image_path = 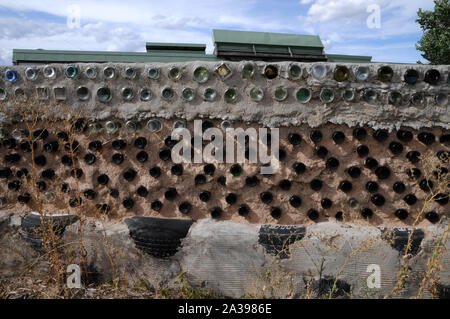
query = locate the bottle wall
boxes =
[0,118,448,226]
[0,62,449,226]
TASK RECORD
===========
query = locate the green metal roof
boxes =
[327,54,372,63]
[11,29,373,65]
[213,29,326,62]
[13,49,219,64]
[213,29,324,48]
[145,42,206,53]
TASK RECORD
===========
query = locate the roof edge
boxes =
[212,29,324,48]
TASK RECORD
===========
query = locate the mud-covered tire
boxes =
[311,277,351,298]
[125,216,194,258]
[20,213,78,251]
[258,225,306,259]
[379,227,424,256]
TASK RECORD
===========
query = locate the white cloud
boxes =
[0,0,438,65]
[306,0,378,23]
[0,16,212,64]
[300,0,434,37]
[0,0,302,64]
[0,47,12,65]
[0,0,260,29]
[319,31,341,49]
[296,0,435,62]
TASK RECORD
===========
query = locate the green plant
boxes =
[416,0,450,64]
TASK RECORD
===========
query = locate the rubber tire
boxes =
[312,277,351,298]
[20,213,78,251]
[378,227,424,256]
[258,225,306,259]
[125,216,194,258]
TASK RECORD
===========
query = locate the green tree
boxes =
[416,0,450,65]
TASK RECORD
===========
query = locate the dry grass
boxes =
[0,93,124,298]
[243,149,448,299]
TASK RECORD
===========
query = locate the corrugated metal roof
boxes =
[213,29,324,48]
[13,49,219,64]
[11,30,373,65]
[213,29,326,62]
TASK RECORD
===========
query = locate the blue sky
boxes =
[0,0,436,65]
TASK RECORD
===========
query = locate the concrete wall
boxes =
[0,62,449,130]
[0,61,449,298]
